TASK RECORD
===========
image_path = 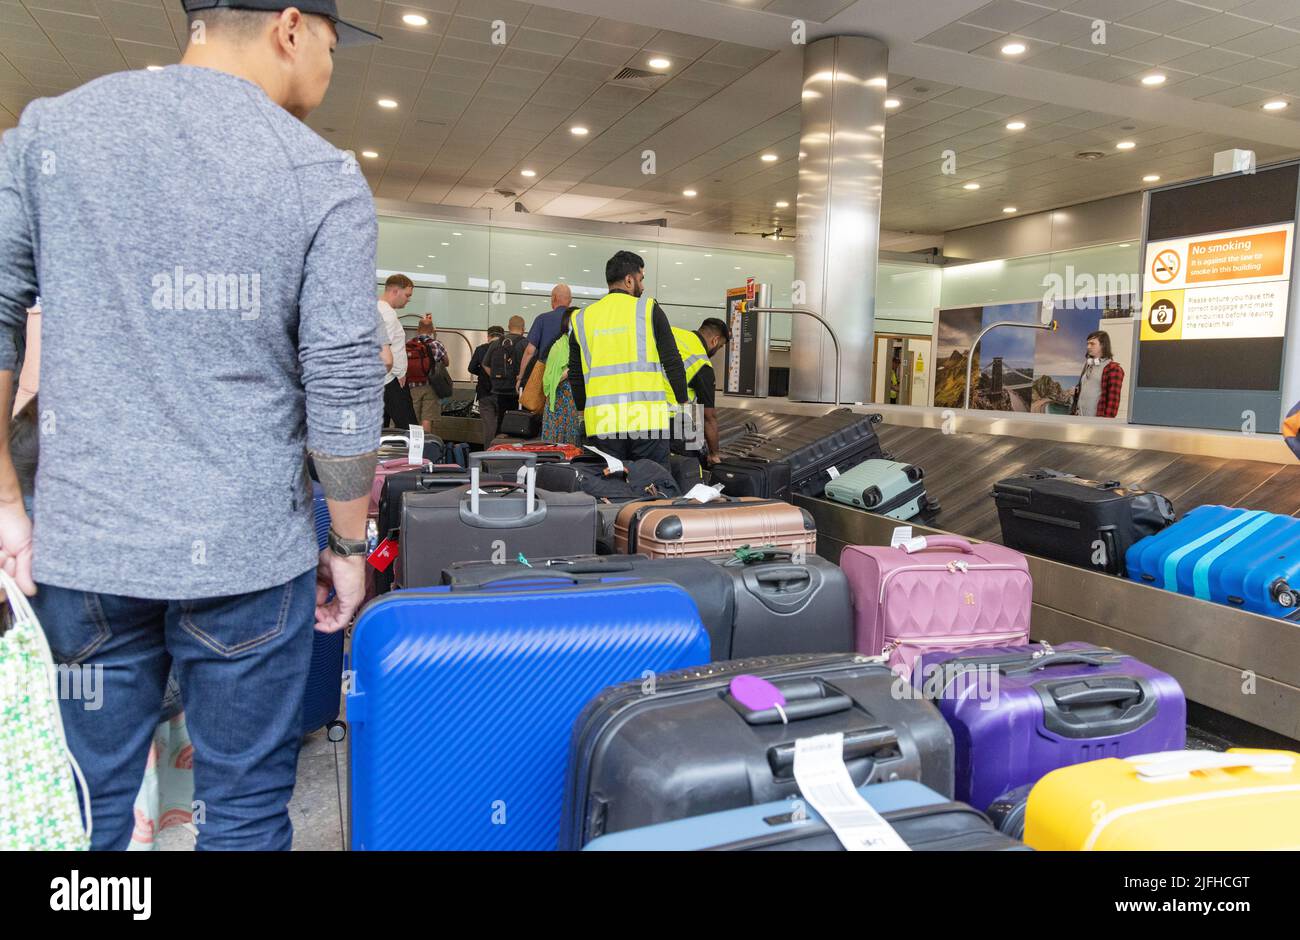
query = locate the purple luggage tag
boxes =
[730,674,789,724]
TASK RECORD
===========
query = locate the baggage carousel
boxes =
[717,402,1300,747]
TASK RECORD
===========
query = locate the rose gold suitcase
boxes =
[614,497,817,559]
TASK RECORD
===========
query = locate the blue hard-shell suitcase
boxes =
[347,577,711,850]
[302,484,345,736]
[1125,505,1300,619]
[583,780,1025,851]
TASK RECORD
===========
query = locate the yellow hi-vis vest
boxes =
[574,292,672,435]
[671,327,710,403]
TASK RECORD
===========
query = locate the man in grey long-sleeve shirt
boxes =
[0,0,384,849]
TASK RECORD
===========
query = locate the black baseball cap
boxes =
[181,0,383,47]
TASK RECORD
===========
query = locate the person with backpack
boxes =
[405,315,449,433]
[481,315,527,440]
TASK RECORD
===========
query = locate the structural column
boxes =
[790,35,888,403]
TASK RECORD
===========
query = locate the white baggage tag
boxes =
[792,734,910,852]
[407,425,425,466]
[826,466,841,479]
[583,445,625,475]
[684,483,725,503]
[889,526,913,548]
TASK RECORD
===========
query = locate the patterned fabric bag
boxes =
[0,570,92,850]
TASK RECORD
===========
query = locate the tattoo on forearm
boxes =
[311,450,378,502]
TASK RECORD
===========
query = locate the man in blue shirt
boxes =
[516,283,572,395]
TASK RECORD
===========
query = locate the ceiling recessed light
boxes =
[884,98,900,109]
[963,182,980,190]
[761,153,778,162]
[683,189,697,197]
[416,264,424,268]
[1003,206,1017,213]
[521,169,536,177]
[1143,174,1160,182]
[1001,42,1026,56]
[525,263,532,267]
[867,76,888,87]
[568,244,576,248]
[146,65,163,72]
[1119,243,1131,248]
[734,266,741,270]
[1005,120,1026,130]
[1263,100,1289,111]
[1116,140,1136,150]
[549,252,557,256]
[704,254,712,257]
[648,57,671,69]
[441,242,449,246]
[453,232,461,236]
[583,269,590,272]
[377,98,398,109]
[402,13,428,26]
[1141,73,1166,86]
[694,277,701,281]
[570,125,589,136]
[427,254,435,258]
[361,150,378,159]
[775,201,789,207]
[675,261,683,265]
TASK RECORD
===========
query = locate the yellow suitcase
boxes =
[1025,749,1300,850]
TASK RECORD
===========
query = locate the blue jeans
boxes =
[34,568,317,850]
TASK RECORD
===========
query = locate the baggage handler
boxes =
[667,317,731,468]
[567,251,688,466]
[0,0,385,849]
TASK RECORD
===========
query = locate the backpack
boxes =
[405,337,433,385]
[489,333,527,395]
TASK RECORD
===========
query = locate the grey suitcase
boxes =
[559,652,955,849]
[823,458,937,521]
[708,551,853,658]
[398,451,598,588]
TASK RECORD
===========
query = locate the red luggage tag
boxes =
[368,538,399,571]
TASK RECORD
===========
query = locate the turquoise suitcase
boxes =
[823,459,935,520]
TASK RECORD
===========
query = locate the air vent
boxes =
[1074,150,1106,161]
[610,66,670,90]
[494,188,518,198]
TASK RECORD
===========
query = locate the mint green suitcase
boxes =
[824,459,935,520]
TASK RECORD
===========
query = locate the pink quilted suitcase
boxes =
[839,535,1032,678]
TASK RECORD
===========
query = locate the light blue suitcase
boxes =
[348,577,710,850]
[823,458,936,520]
[1126,505,1300,618]
[583,780,1024,851]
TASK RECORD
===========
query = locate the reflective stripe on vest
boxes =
[575,292,670,432]
[670,327,709,403]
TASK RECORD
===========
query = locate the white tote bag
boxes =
[0,570,92,850]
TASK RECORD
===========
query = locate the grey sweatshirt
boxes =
[0,65,384,599]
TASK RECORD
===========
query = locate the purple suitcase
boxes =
[912,641,1185,812]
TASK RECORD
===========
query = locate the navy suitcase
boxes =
[584,780,1025,851]
[302,485,344,736]
[347,578,711,850]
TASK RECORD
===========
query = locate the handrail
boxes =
[963,319,1058,411]
[749,306,842,406]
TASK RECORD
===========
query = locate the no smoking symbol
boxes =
[1152,249,1180,284]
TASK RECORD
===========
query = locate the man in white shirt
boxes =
[377,273,418,429]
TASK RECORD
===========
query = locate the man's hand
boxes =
[0,497,35,596]
[315,549,367,633]
[705,452,722,467]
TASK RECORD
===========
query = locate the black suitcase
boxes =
[375,465,505,593]
[442,555,735,658]
[711,409,885,499]
[398,452,598,588]
[535,458,679,501]
[992,469,1175,575]
[559,653,954,849]
[500,410,542,438]
[708,550,853,658]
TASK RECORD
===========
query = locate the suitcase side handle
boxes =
[1000,652,1111,676]
[727,676,849,724]
[1126,750,1296,781]
[898,535,974,554]
[766,725,898,777]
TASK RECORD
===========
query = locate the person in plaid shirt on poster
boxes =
[1070,330,1124,419]
[406,314,449,432]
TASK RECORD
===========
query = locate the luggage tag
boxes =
[889,526,913,548]
[684,483,725,503]
[792,733,911,852]
[584,445,626,477]
[368,538,398,572]
[826,466,841,479]
[407,425,425,466]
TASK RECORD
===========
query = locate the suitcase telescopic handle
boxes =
[1127,750,1295,781]
[468,452,536,516]
[766,725,898,776]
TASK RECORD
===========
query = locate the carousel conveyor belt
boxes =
[715,406,1300,748]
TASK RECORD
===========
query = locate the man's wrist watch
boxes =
[328,528,369,558]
